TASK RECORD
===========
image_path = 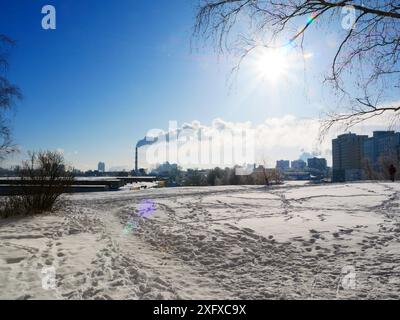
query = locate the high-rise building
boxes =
[291,159,306,170]
[307,157,327,172]
[276,160,290,171]
[332,131,400,182]
[332,133,368,182]
[98,162,106,173]
[363,131,400,171]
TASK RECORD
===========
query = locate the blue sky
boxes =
[1,0,395,170]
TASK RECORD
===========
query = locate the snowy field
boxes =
[1,181,400,300]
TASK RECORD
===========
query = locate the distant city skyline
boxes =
[1,1,399,171]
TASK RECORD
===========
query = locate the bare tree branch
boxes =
[194,0,400,135]
[0,34,21,160]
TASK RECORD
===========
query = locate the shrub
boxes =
[0,150,74,218]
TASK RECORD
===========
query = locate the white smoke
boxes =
[137,114,397,169]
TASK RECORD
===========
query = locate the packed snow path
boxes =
[1,182,400,299]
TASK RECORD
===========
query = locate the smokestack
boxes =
[135,146,138,174]
[135,136,158,175]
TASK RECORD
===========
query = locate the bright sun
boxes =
[253,49,288,82]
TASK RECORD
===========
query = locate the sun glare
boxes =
[252,49,289,82]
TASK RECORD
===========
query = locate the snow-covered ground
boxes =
[1,182,400,300]
[119,181,159,191]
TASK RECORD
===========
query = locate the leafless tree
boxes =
[267,168,284,184]
[378,153,400,179]
[0,151,74,218]
[194,1,400,135]
[362,158,380,180]
[362,152,400,180]
[16,151,74,212]
[0,34,21,160]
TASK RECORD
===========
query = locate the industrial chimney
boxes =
[135,146,138,174]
